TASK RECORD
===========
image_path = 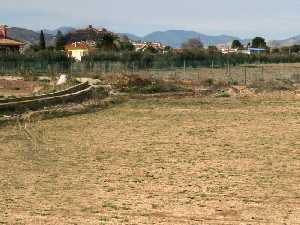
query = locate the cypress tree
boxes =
[39,30,46,50]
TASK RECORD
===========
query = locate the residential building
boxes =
[64,41,95,61]
[248,48,267,54]
[221,47,239,54]
[132,42,147,51]
[220,46,266,55]
[131,41,166,53]
[0,25,24,54]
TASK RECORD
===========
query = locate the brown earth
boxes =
[0,79,42,97]
[0,95,300,224]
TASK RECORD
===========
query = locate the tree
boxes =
[289,45,300,53]
[164,46,173,53]
[120,41,134,51]
[55,30,66,50]
[231,40,243,49]
[119,35,134,51]
[119,35,130,43]
[251,37,267,49]
[181,38,203,50]
[143,44,158,54]
[97,33,119,51]
[39,30,46,50]
[207,46,219,55]
[271,48,280,54]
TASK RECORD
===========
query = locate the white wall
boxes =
[69,49,88,61]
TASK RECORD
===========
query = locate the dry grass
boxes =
[101,63,300,87]
[0,95,300,224]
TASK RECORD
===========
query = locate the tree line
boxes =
[2,29,300,72]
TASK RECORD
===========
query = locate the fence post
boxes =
[183,60,186,77]
[132,62,135,74]
[244,66,247,86]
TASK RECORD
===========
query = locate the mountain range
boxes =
[268,34,300,48]
[122,30,241,48]
[7,27,54,46]
[6,26,300,48]
[6,26,76,46]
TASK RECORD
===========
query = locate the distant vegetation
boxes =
[4,27,300,75]
[0,50,71,74]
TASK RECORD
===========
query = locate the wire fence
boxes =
[72,62,300,85]
[1,61,300,85]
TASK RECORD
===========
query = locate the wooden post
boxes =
[244,66,247,86]
[183,59,186,77]
[132,62,135,74]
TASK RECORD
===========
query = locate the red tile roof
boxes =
[64,42,90,50]
[0,38,24,46]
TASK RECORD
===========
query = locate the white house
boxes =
[64,42,92,61]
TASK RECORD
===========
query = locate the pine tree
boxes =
[39,30,46,50]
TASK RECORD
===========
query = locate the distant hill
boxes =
[144,30,240,47]
[7,27,54,46]
[268,35,300,48]
[122,30,240,47]
[43,27,76,35]
[6,26,107,47]
[6,26,300,49]
[121,33,143,42]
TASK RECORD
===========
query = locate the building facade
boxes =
[0,25,24,54]
[64,41,94,61]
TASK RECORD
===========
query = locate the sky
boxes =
[1,0,300,40]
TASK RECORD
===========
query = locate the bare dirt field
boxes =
[0,78,42,98]
[0,95,300,224]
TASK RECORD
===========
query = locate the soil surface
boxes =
[0,79,43,97]
[0,95,300,224]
